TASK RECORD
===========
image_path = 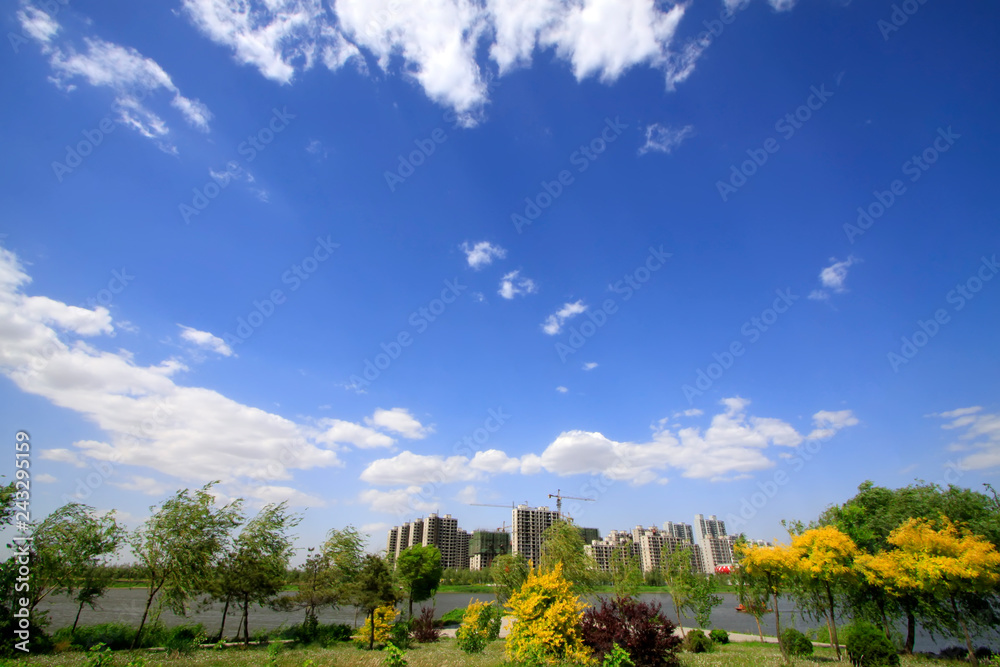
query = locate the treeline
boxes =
[737,481,1000,666]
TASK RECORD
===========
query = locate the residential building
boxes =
[469,530,511,571]
[585,529,640,572]
[511,505,600,567]
[386,513,471,569]
[694,514,735,573]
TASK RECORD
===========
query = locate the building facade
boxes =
[468,530,511,571]
[386,513,471,569]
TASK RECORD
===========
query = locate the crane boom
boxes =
[548,489,595,517]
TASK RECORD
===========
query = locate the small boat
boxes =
[735,603,772,613]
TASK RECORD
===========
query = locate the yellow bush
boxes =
[354,604,399,647]
[505,563,592,665]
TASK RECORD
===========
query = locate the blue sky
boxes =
[2,0,998,557]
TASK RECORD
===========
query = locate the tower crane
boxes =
[548,489,594,518]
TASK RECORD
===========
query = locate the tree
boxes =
[218,503,300,645]
[0,481,16,528]
[491,553,530,605]
[661,545,695,637]
[738,541,798,663]
[683,572,723,631]
[609,545,643,601]
[733,561,771,641]
[354,554,398,650]
[856,517,1000,666]
[129,483,243,649]
[540,519,599,595]
[395,544,443,618]
[505,562,592,665]
[788,526,858,661]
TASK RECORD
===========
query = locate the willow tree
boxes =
[738,541,798,662]
[129,483,243,649]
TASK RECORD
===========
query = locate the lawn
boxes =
[14,638,972,667]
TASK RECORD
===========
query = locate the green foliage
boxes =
[84,643,113,667]
[682,629,712,653]
[384,641,408,667]
[684,573,723,630]
[602,643,635,667]
[53,622,135,650]
[539,519,600,594]
[389,619,412,650]
[163,624,207,653]
[780,628,813,657]
[843,623,900,667]
[710,628,729,644]
[439,607,466,625]
[395,545,443,616]
[278,618,352,646]
[610,546,643,601]
[129,482,243,648]
[490,553,530,605]
[456,599,502,654]
[265,642,283,667]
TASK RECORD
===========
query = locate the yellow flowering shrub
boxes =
[505,563,592,665]
[456,599,501,653]
[354,604,399,648]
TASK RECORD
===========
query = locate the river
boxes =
[38,589,993,654]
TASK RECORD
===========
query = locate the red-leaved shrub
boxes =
[581,597,682,667]
[411,607,440,643]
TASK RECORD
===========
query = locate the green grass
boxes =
[16,636,967,667]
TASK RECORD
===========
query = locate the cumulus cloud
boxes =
[809,256,859,301]
[0,245,431,507]
[360,486,436,515]
[583,362,598,371]
[462,241,507,269]
[176,0,804,123]
[18,8,212,148]
[931,406,1000,471]
[178,325,234,357]
[639,123,694,155]
[498,270,538,299]
[366,407,434,439]
[556,386,569,393]
[542,300,586,335]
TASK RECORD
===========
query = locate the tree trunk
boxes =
[217,595,230,642]
[409,594,413,620]
[877,598,890,643]
[951,593,978,667]
[825,582,841,660]
[904,610,915,654]
[673,600,685,638]
[755,615,764,642]
[369,609,376,650]
[242,597,251,647]
[130,587,158,650]
[72,599,85,634]
[774,592,788,662]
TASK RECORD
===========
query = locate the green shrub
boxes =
[710,628,729,644]
[843,623,899,667]
[164,624,206,653]
[84,643,113,667]
[384,642,408,667]
[389,620,412,650]
[53,623,136,651]
[279,619,353,646]
[602,643,635,667]
[781,628,813,657]
[683,629,713,653]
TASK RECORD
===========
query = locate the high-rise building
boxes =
[386,513,471,569]
[635,525,702,574]
[693,514,734,573]
[469,530,511,570]
[585,529,640,572]
[511,505,559,566]
[663,521,695,543]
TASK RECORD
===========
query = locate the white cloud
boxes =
[111,475,175,496]
[498,270,537,299]
[583,362,598,371]
[931,407,1000,471]
[470,449,523,474]
[456,485,478,504]
[20,10,212,146]
[462,241,506,269]
[556,386,568,393]
[361,451,477,486]
[178,325,234,357]
[360,486,436,515]
[639,123,694,155]
[0,246,369,496]
[314,418,394,448]
[542,300,586,335]
[809,256,859,301]
[177,0,782,124]
[366,407,433,439]
[34,473,57,483]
